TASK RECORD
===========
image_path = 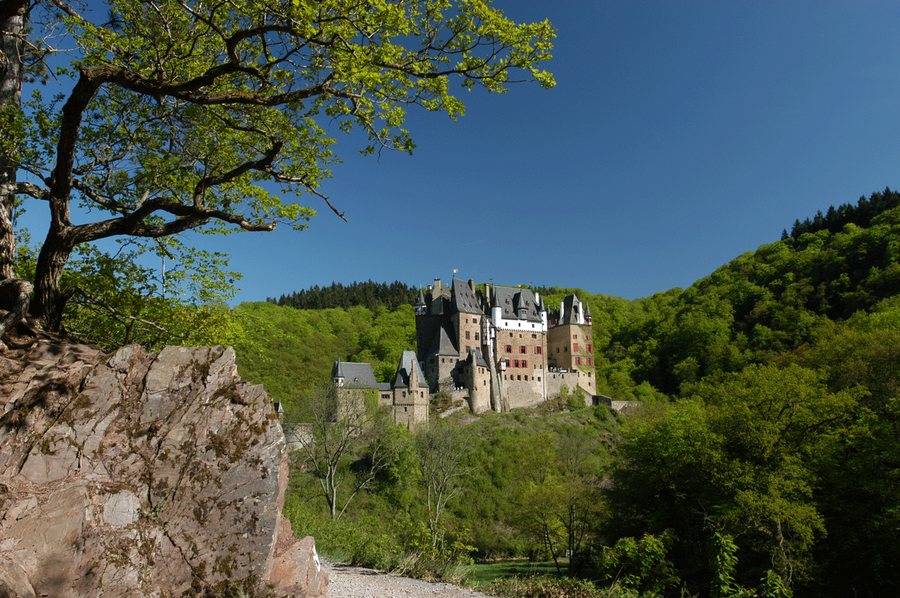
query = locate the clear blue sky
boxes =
[21,1,900,303]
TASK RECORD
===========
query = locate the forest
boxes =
[8,2,894,596]
[13,190,899,597]
[229,190,899,597]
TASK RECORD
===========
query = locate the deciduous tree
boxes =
[0,0,555,333]
[295,384,397,520]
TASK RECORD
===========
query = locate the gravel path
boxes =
[326,564,492,598]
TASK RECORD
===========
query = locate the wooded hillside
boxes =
[234,192,899,596]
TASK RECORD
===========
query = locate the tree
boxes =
[416,422,470,557]
[294,383,397,520]
[0,0,555,333]
[516,425,604,574]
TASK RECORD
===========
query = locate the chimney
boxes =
[468,278,475,292]
[433,278,442,297]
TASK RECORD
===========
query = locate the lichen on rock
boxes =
[0,339,328,597]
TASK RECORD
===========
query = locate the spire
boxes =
[415,288,426,316]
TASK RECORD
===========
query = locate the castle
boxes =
[333,277,597,426]
[331,350,430,430]
[415,278,596,413]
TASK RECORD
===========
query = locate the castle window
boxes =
[513,359,519,368]
[532,334,537,339]
[575,357,582,366]
[522,359,528,368]
[572,334,578,340]
[465,331,470,340]
[475,333,479,341]
[588,357,593,366]
[403,391,407,397]
[524,375,528,381]
[537,376,542,382]
[556,347,560,353]
[587,344,592,352]
[535,346,542,354]
[505,344,512,353]
[573,343,579,352]
[519,345,526,354]
[517,375,521,380]
[483,380,487,386]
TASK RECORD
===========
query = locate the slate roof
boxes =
[427,287,452,316]
[428,323,458,356]
[332,361,379,388]
[492,286,543,322]
[452,278,482,314]
[393,350,429,389]
[471,348,489,368]
[559,294,590,325]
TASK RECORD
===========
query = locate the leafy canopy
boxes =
[20,0,555,240]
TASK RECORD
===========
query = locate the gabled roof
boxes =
[393,350,429,389]
[332,361,379,388]
[492,286,543,322]
[452,278,482,314]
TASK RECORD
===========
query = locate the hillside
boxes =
[233,191,900,596]
[233,302,416,419]
[236,194,900,409]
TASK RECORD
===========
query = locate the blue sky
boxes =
[19,1,900,303]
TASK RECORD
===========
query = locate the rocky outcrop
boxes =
[0,339,328,597]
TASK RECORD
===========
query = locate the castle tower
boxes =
[391,350,430,430]
[547,294,597,400]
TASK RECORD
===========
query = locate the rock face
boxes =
[0,339,328,597]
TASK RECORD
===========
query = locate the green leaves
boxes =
[14,1,555,328]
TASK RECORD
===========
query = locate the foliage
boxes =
[485,575,608,598]
[595,532,680,596]
[232,301,415,418]
[605,365,865,594]
[14,234,243,350]
[5,0,556,329]
[416,422,471,557]
[270,280,418,311]
[786,187,900,239]
[292,384,401,519]
[273,191,900,595]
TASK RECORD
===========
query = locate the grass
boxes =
[465,560,565,588]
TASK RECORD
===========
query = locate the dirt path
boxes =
[327,564,492,598]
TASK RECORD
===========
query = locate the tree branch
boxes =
[15,181,48,200]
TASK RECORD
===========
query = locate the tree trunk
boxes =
[31,229,74,330]
[0,4,25,280]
